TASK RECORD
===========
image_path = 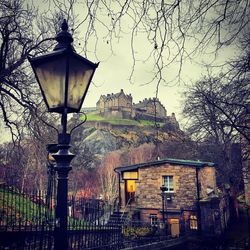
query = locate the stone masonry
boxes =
[114,158,227,236]
[96,89,168,122]
[136,164,198,211]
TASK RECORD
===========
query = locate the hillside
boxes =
[70,112,185,169]
[83,113,160,126]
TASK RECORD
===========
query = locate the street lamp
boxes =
[160,185,172,235]
[160,186,167,231]
[29,19,98,250]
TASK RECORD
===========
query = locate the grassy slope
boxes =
[0,187,49,223]
[0,188,104,228]
[82,112,161,127]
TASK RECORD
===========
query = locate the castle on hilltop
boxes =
[96,89,177,124]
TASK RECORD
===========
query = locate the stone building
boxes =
[115,158,230,236]
[134,98,167,121]
[96,90,167,121]
[96,89,133,119]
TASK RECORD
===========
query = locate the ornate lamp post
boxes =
[160,186,167,231]
[160,185,172,235]
[29,19,98,250]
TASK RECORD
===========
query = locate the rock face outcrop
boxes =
[70,119,185,169]
[83,130,118,155]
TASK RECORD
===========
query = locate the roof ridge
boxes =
[115,157,215,172]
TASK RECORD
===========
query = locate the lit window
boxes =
[126,180,136,193]
[162,176,174,192]
[150,214,158,226]
[190,215,198,230]
[123,171,138,179]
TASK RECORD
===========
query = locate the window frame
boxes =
[190,215,198,230]
[162,175,174,193]
[149,214,158,226]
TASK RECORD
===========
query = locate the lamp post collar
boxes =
[54,19,75,52]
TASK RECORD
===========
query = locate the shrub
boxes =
[123,225,156,238]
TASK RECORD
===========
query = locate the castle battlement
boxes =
[96,89,169,122]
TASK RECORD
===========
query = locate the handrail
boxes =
[113,196,120,212]
[121,197,132,220]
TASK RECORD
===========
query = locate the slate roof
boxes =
[134,97,165,109]
[114,158,215,173]
[98,89,132,102]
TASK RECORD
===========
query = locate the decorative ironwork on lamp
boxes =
[29,19,99,250]
[29,19,98,115]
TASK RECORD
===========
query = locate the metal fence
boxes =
[0,185,52,227]
[0,184,200,249]
[0,184,122,249]
[0,222,123,250]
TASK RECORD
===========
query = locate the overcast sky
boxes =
[80,30,236,123]
[34,0,238,121]
[0,1,239,143]
[83,45,236,119]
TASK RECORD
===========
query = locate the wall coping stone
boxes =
[115,158,215,173]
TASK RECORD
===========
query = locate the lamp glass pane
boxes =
[34,57,66,109]
[67,56,94,110]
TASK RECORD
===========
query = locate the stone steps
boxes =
[107,211,128,226]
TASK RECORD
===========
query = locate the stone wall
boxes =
[140,208,161,223]
[104,110,132,119]
[136,164,198,211]
[134,112,166,123]
[117,161,231,237]
[200,195,230,235]
[134,98,167,118]
[144,102,166,118]
[198,166,217,199]
[84,120,138,130]
[119,95,132,108]
[96,91,167,120]
[120,164,217,222]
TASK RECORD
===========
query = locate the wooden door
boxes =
[169,218,180,237]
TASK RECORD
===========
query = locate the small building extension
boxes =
[115,158,230,237]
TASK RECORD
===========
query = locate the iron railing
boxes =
[0,184,123,249]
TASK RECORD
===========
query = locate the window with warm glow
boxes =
[190,215,198,230]
[123,171,138,180]
[126,180,136,193]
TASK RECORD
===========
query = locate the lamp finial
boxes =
[54,19,74,51]
[61,19,68,32]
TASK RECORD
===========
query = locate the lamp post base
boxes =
[53,133,75,250]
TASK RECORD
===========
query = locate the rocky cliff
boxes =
[70,116,185,169]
